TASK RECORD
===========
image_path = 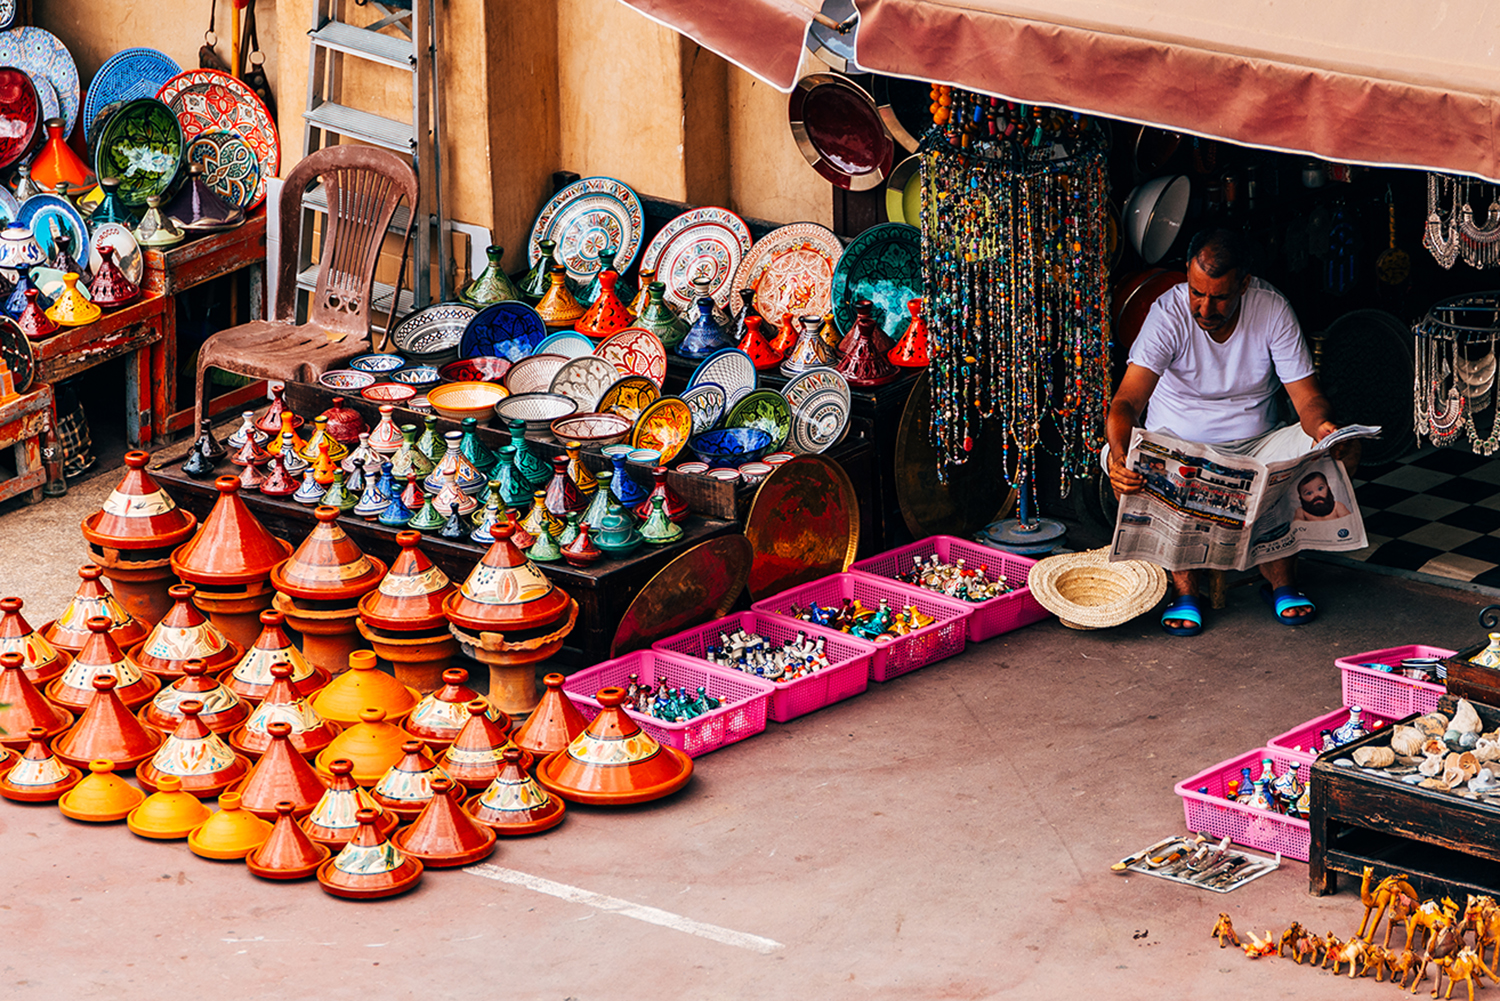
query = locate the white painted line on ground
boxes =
[463,864,784,955]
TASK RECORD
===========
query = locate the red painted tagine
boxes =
[128,584,243,679]
[43,564,149,655]
[355,530,457,694]
[270,506,387,678]
[535,686,692,805]
[0,596,71,687]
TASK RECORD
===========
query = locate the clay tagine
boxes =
[80,450,198,626]
[234,721,331,819]
[127,774,213,839]
[59,759,146,822]
[0,596,71,686]
[0,727,83,802]
[46,616,161,712]
[139,659,251,735]
[300,758,399,847]
[43,564,149,655]
[888,297,931,367]
[247,801,332,880]
[221,610,332,705]
[355,530,458,694]
[535,686,693,805]
[137,700,252,796]
[404,669,486,749]
[271,506,387,676]
[314,708,416,786]
[392,776,496,866]
[128,584,243,678]
[632,466,689,523]
[369,739,456,821]
[0,651,73,750]
[309,649,420,724]
[227,662,342,760]
[52,674,165,771]
[316,808,424,899]
[441,699,527,791]
[465,747,567,835]
[511,673,587,763]
[834,299,900,387]
[188,790,273,860]
[170,477,294,650]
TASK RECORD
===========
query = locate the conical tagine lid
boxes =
[59,758,146,821]
[140,659,251,735]
[52,675,164,771]
[535,686,692,805]
[317,808,424,899]
[271,507,387,602]
[223,610,331,703]
[44,565,149,654]
[392,776,496,866]
[512,672,587,760]
[247,801,332,879]
[228,662,342,759]
[404,670,486,748]
[81,450,197,549]
[443,523,573,633]
[0,726,84,802]
[439,699,527,791]
[0,596,71,686]
[129,584,242,677]
[126,775,213,839]
[235,722,330,819]
[46,616,161,712]
[137,700,252,796]
[314,708,416,786]
[299,758,398,847]
[0,651,73,749]
[309,650,420,724]
[171,477,294,587]
[188,790,273,860]
[357,530,454,632]
[369,739,455,821]
[464,747,566,835]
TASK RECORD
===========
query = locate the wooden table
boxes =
[0,382,55,504]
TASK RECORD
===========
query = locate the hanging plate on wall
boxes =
[156,68,279,209]
[804,0,857,72]
[788,73,894,192]
[0,28,79,137]
[872,75,931,154]
[82,48,181,147]
[730,222,843,327]
[638,207,752,313]
[830,221,921,340]
[526,176,644,285]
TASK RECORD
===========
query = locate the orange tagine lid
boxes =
[0,651,73,750]
[271,507,387,602]
[58,758,145,822]
[464,747,566,835]
[356,531,454,632]
[171,477,294,587]
[130,584,242,677]
[391,776,496,866]
[51,674,165,771]
[45,616,161,712]
[81,451,197,550]
[0,726,83,802]
[139,659,251,735]
[535,686,692,805]
[227,662,342,759]
[0,596,71,686]
[316,808,424,899]
[443,523,573,633]
[308,650,419,724]
[235,722,331,819]
[43,565,149,654]
[246,800,332,880]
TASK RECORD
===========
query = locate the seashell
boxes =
[1443,762,1467,788]
[1476,737,1500,762]
[1423,737,1450,757]
[1402,774,1425,785]
[1420,777,1452,791]
[1352,746,1395,768]
[1460,732,1480,750]
[1471,767,1498,793]
[1459,751,1480,779]
[1446,729,1464,746]
[1390,726,1425,757]
[1419,752,1446,777]
[1413,713,1451,737]
[1453,699,1484,735]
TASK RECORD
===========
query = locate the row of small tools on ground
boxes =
[1112,833,1281,892]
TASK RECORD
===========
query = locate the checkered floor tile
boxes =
[1344,447,1500,585]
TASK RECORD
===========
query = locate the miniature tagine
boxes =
[46,616,161,712]
[459,244,521,306]
[440,699,527,791]
[392,776,497,866]
[889,297,931,367]
[309,649,420,724]
[834,299,899,387]
[535,266,586,328]
[355,530,458,693]
[188,791,272,860]
[44,273,100,327]
[0,597,71,687]
[227,662,343,759]
[300,758,399,847]
[246,801,332,879]
[59,758,146,822]
[511,672,588,762]
[128,584,243,679]
[405,671,487,749]
[574,270,631,339]
[126,775,212,840]
[80,450,197,626]
[737,315,783,370]
[314,708,416,786]
[43,564,149,655]
[89,244,140,309]
[136,700,252,796]
[270,506,388,676]
[535,686,693,805]
[465,747,566,835]
[139,659,250,736]
[0,651,73,749]
[780,315,834,376]
[369,739,455,821]
[0,727,83,802]
[170,476,294,650]
[235,722,331,819]
[52,674,165,771]
[221,610,332,705]
[316,808,424,899]
[443,523,578,718]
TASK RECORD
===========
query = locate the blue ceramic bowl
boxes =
[689,427,773,469]
[349,352,408,375]
[388,364,441,390]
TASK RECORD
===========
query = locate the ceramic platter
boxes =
[0,187,19,227]
[87,222,144,285]
[730,223,843,327]
[0,27,80,137]
[782,366,850,410]
[186,130,262,210]
[831,222,922,341]
[535,329,596,359]
[393,301,477,357]
[679,381,726,436]
[787,387,851,454]
[494,392,577,431]
[458,301,545,361]
[16,194,88,262]
[687,347,757,410]
[0,0,16,30]
[527,176,644,284]
[548,355,619,413]
[31,73,60,125]
[639,207,753,312]
[594,326,666,386]
[0,68,40,173]
[504,353,569,396]
[630,396,693,464]
[724,389,793,451]
[94,98,184,208]
[157,69,279,208]
[596,374,660,422]
[788,73,894,192]
[81,48,181,147]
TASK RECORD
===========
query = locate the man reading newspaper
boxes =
[1104,229,1361,636]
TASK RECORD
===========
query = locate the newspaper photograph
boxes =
[1108,426,1377,571]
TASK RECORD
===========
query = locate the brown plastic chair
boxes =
[193,144,418,429]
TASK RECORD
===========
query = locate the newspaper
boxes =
[1109,426,1380,571]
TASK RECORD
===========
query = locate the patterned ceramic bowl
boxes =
[707,468,740,483]
[361,382,416,405]
[388,365,441,390]
[391,301,477,364]
[737,461,772,485]
[349,352,408,375]
[626,448,662,465]
[689,427,772,469]
[439,356,512,384]
[601,444,633,460]
[494,392,578,434]
[550,412,632,447]
[427,380,509,422]
[676,461,710,475]
[319,369,376,391]
[764,452,796,466]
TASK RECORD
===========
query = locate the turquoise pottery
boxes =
[94,98,184,208]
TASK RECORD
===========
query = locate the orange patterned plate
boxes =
[730,222,844,325]
[596,375,660,423]
[629,397,693,464]
[594,327,666,387]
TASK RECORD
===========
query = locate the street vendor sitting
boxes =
[1104,228,1359,636]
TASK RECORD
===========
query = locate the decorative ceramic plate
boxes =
[157,68,279,207]
[31,73,59,126]
[547,355,619,413]
[527,176,645,283]
[724,388,793,451]
[361,383,416,404]
[503,352,569,396]
[787,386,850,454]
[596,374,660,422]
[0,0,15,30]
[789,73,895,192]
[630,396,693,464]
[81,48,181,147]
[535,329,596,359]
[348,352,408,375]
[679,381,726,436]
[831,222,921,340]
[438,356,511,383]
[594,326,667,386]
[687,347,757,410]
[0,27,80,137]
[459,301,546,361]
[731,222,843,326]
[494,392,577,431]
[389,364,440,388]
[32,267,92,301]
[0,68,40,172]
[16,194,88,262]
[393,301,477,358]
[781,366,850,411]
[186,130,262,210]
[319,369,377,391]
[94,98,184,208]
[639,207,753,312]
[0,186,19,227]
[87,222,143,285]
[550,412,632,446]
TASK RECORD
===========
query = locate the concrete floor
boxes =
[1,468,1494,1000]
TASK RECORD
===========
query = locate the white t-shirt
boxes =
[1127,278,1315,444]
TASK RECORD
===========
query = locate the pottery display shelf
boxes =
[0,383,55,505]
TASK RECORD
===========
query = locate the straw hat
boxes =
[1026,548,1168,630]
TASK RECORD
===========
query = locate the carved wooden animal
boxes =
[1364,944,1391,982]
[1413,922,1466,994]
[1461,895,1500,973]
[1330,936,1371,977]
[1292,928,1326,965]
[1407,898,1461,955]
[1386,888,1422,949]
[1434,947,1500,1001]
[1278,921,1305,959]
[1359,866,1420,942]
[1386,949,1420,990]
[1321,931,1345,970]
[1211,912,1239,948]
[1243,929,1278,959]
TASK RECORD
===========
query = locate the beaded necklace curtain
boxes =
[919,93,1111,494]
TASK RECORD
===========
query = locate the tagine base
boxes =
[94,560,178,627]
[463,793,567,835]
[356,620,457,694]
[191,585,279,652]
[315,857,424,899]
[535,745,694,805]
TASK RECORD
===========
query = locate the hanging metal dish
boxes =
[872,75,930,154]
[803,0,858,73]
[610,535,752,657]
[883,154,922,226]
[788,73,894,192]
[743,454,858,601]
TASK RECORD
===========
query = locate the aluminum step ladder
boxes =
[299,0,451,328]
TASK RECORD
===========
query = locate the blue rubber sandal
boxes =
[1160,595,1203,637]
[1261,584,1317,625]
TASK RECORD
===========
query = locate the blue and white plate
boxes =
[16,193,88,262]
[0,27,80,136]
[460,300,548,361]
[527,176,645,284]
[535,329,596,359]
[680,381,726,436]
[688,347,757,410]
[31,72,59,125]
[349,352,408,375]
[81,48,181,147]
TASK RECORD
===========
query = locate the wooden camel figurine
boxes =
[1386,949,1421,989]
[1329,936,1372,978]
[1433,947,1500,1001]
[1277,921,1305,959]
[1321,931,1345,970]
[1358,865,1420,942]
[1243,929,1278,959]
[1211,912,1239,948]
[1385,886,1423,950]
[1460,895,1500,975]
[1407,898,1462,955]
[1292,927,1327,966]
[1364,945,1392,982]
[1412,921,1466,994]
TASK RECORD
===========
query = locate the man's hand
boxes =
[1108,449,1145,499]
[1313,419,1361,469]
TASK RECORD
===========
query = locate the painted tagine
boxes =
[316,808,424,899]
[440,699,528,792]
[80,450,198,625]
[45,615,161,712]
[465,746,566,835]
[43,564,149,655]
[221,609,331,705]
[128,584,243,679]
[355,530,458,693]
[405,671,488,750]
[138,659,251,736]
[300,757,399,848]
[0,727,84,802]
[535,686,693,805]
[136,699,252,796]
[270,506,387,677]
[0,596,70,687]
[227,662,342,760]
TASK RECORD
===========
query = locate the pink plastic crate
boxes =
[751,573,972,682]
[1174,747,1310,862]
[1267,707,1396,764]
[848,535,1050,642]
[1335,645,1452,720]
[653,612,875,722]
[562,650,774,758]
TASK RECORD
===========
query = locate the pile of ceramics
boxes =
[0,452,696,900]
